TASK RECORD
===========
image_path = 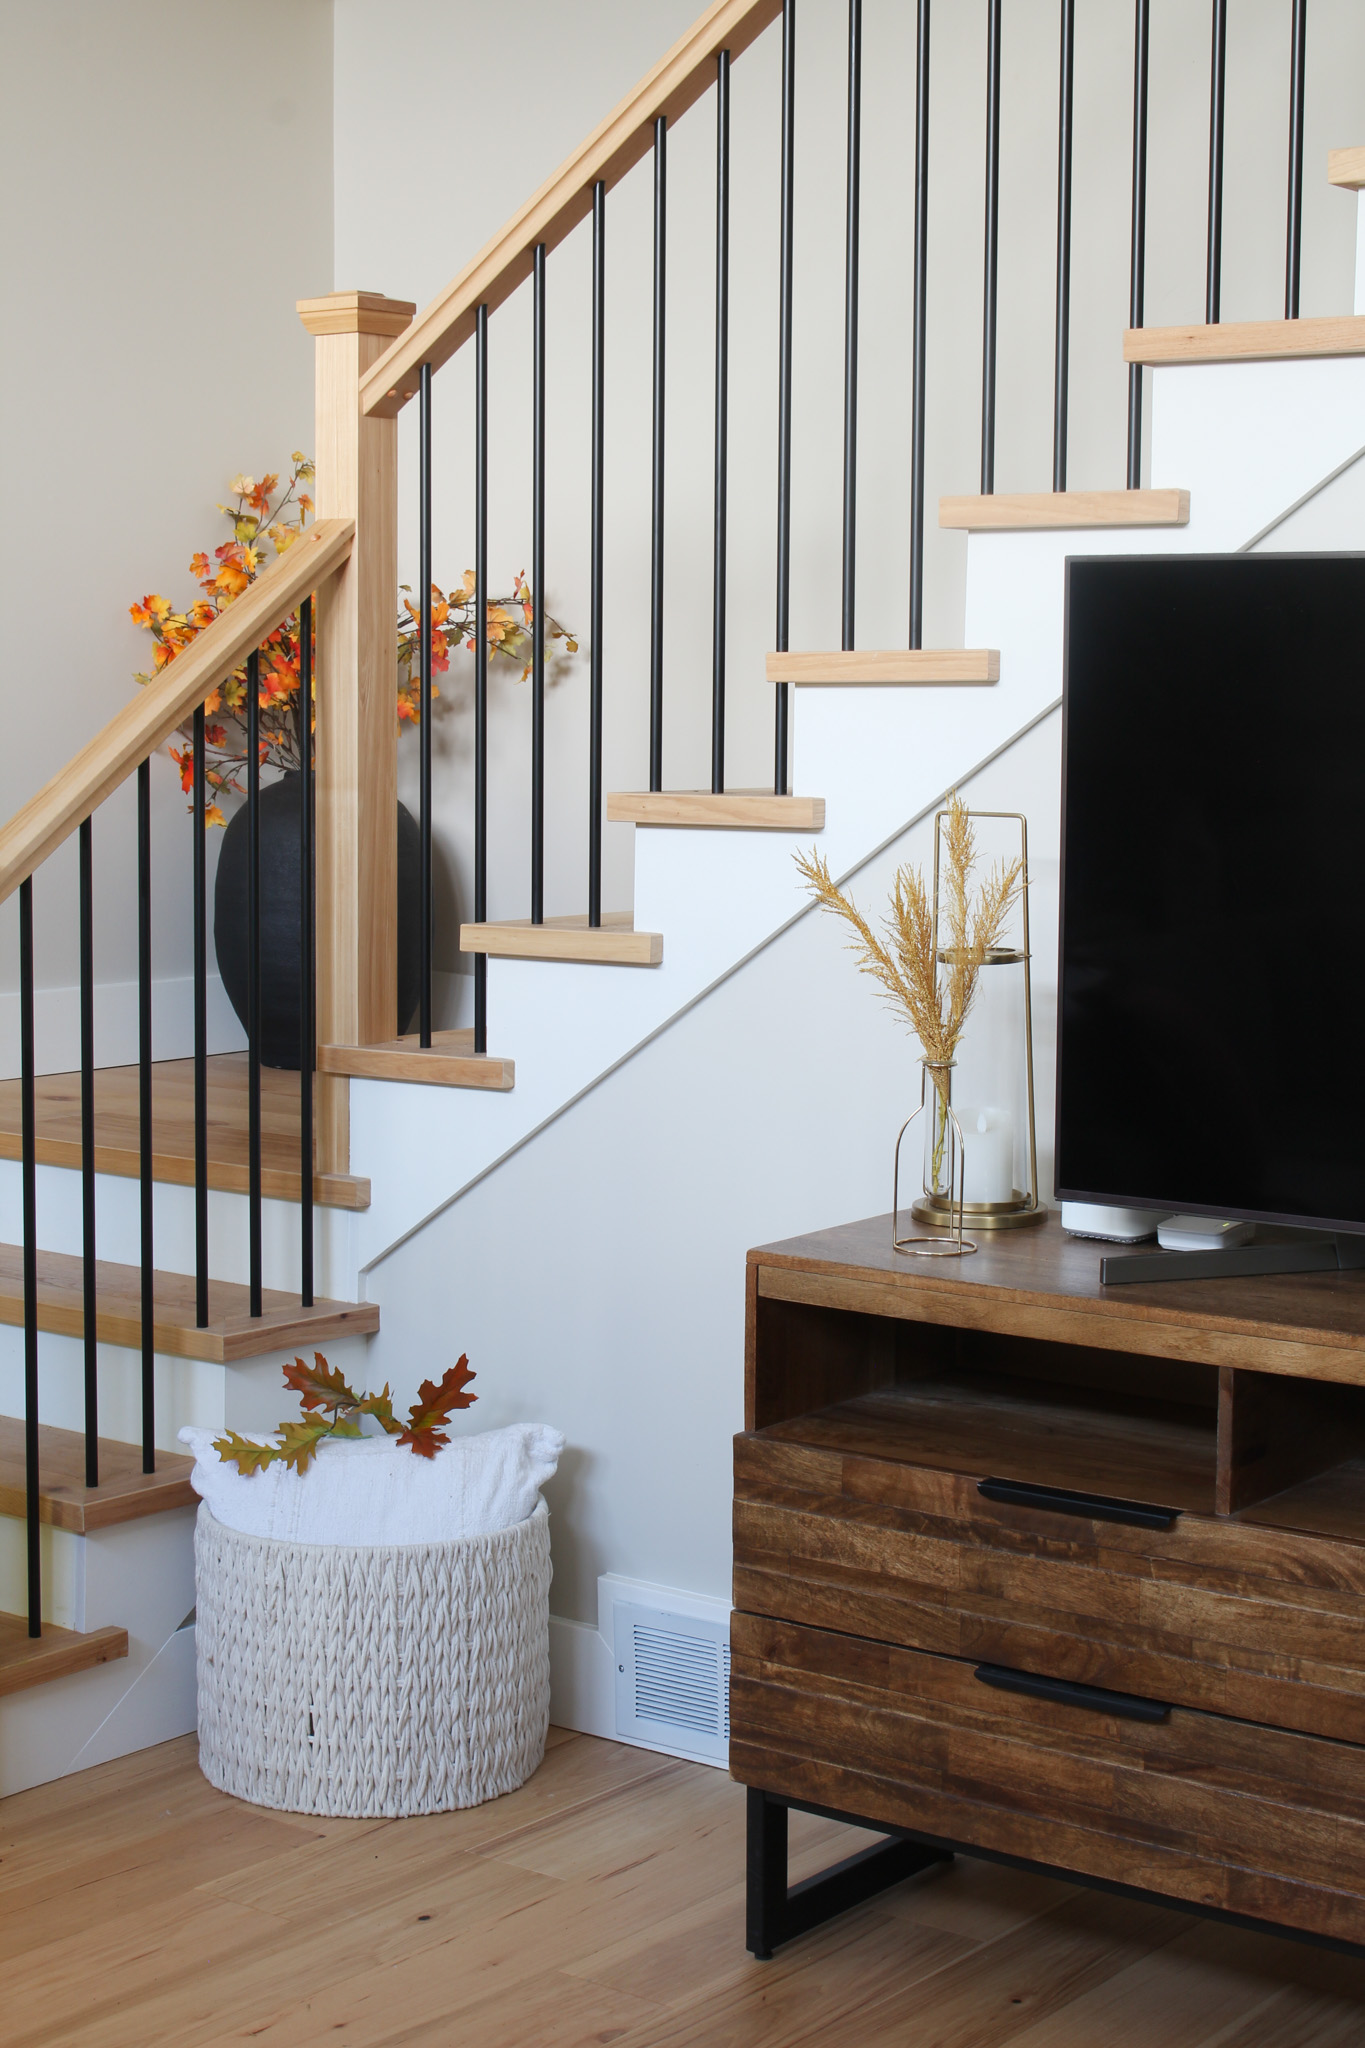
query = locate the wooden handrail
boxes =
[358,0,783,419]
[0,517,354,906]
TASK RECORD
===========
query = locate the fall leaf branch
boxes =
[211,1351,477,1476]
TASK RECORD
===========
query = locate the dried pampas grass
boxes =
[796,793,1022,1072]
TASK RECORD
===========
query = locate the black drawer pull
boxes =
[977,1476,1178,1531]
[974,1663,1172,1724]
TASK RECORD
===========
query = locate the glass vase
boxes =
[921,1060,958,1204]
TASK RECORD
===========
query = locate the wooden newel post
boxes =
[296,289,416,1173]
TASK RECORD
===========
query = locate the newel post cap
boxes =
[297,290,417,338]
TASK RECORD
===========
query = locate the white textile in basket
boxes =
[177,1422,564,1546]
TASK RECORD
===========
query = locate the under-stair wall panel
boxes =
[361,711,1061,1627]
[346,359,1365,1265]
[0,1508,197,1797]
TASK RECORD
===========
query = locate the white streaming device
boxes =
[1156,1215,1255,1252]
[1061,1202,1168,1243]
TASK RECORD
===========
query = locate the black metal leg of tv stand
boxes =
[746,1789,951,1958]
[1101,1237,1365,1286]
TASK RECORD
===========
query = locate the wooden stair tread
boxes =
[1328,147,1365,190]
[460,914,663,966]
[0,1242,378,1366]
[319,1030,514,1090]
[765,650,999,685]
[0,1415,196,1532]
[1124,316,1365,366]
[0,1055,369,1211]
[606,791,824,829]
[939,489,1189,531]
[0,1611,129,1697]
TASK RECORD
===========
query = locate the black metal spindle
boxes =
[137,760,154,1470]
[20,877,39,1636]
[842,0,861,649]
[246,651,262,1318]
[712,55,730,796]
[589,187,606,915]
[475,304,490,1043]
[1207,0,1227,323]
[1053,0,1075,493]
[649,129,666,795]
[532,244,548,912]
[1127,0,1150,490]
[1286,0,1307,319]
[981,0,1002,495]
[419,362,433,1043]
[78,817,97,1486]
[774,0,795,794]
[299,598,315,1309]
[909,0,931,648]
[192,705,208,1327]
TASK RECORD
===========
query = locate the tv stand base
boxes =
[1100,1236,1365,1285]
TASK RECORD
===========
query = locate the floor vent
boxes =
[613,1600,730,1763]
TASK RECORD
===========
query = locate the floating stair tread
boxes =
[0,1055,369,1211]
[939,490,1189,531]
[0,1243,379,1367]
[765,650,999,685]
[0,1611,128,1698]
[0,1415,195,1533]
[1124,316,1365,365]
[461,914,663,966]
[606,791,825,829]
[1328,147,1365,190]
[319,1030,514,1090]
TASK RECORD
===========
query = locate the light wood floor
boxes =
[3,1730,1365,2047]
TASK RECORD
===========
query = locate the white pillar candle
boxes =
[960,1106,1014,1205]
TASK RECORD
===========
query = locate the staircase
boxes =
[3,0,1365,1790]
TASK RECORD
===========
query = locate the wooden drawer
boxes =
[734,1432,1365,1745]
[729,1610,1365,1946]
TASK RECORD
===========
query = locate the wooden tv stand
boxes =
[732,1213,1365,1957]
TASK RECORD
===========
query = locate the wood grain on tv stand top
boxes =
[748,1211,1365,1396]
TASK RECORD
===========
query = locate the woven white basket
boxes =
[194,1496,552,1818]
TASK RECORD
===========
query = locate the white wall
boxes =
[0,0,333,1027]
[333,0,1365,976]
[363,707,1061,1620]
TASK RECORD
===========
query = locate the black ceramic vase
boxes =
[214,772,423,1069]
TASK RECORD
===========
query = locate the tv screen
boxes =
[1056,551,1365,1234]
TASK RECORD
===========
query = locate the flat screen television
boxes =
[1056,551,1365,1236]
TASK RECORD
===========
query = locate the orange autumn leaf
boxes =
[397,1357,478,1459]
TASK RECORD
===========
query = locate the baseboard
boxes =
[0,973,244,1080]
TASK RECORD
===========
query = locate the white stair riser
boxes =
[0,1160,359,1298]
[1151,356,1365,547]
[0,1327,376,1446]
[0,1517,86,1630]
